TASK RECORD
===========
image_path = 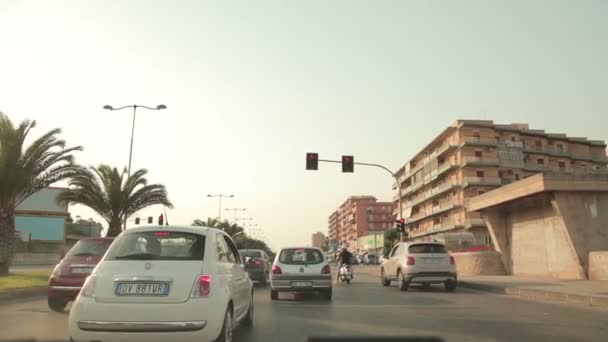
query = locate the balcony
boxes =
[462,177,501,187]
[436,143,459,157]
[405,182,458,209]
[462,137,498,147]
[437,162,458,177]
[410,221,464,238]
[461,156,499,167]
[465,218,486,228]
[406,201,462,224]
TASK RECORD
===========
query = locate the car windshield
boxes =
[240,250,262,258]
[408,244,448,254]
[66,239,113,257]
[279,248,324,265]
[105,231,205,260]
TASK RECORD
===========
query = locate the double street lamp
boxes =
[103,104,167,230]
[207,194,234,221]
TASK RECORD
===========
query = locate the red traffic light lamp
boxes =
[306,153,319,170]
[158,214,164,226]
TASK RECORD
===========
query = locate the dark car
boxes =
[239,249,271,285]
[47,237,114,312]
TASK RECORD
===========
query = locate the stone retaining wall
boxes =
[589,251,608,280]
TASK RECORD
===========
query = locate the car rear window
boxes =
[105,231,206,261]
[67,239,113,257]
[408,244,447,254]
[239,250,262,258]
[278,248,324,265]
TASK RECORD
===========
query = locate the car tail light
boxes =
[450,255,455,265]
[321,265,331,274]
[272,265,282,275]
[406,256,415,265]
[191,275,211,298]
[254,259,263,266]
[79,274,97,298]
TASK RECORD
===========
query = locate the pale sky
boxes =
[1,0,607,250]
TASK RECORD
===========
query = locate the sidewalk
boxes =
[458,275,608,309]
[354,265,608,309]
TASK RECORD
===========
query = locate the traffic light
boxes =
[396,218,405,232]
[306,153,318,170]
[342,155,354,173]
[148,216,153,224]
[135,217,140,225]
[158,214,164,226]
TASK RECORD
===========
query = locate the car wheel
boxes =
[444,279,457,292]
[48,298,66,312]
[242,293,254,327]
[397,271,409,292]
[380,269,391,287]
[322,288,332,300]
[215,308,233,342]
[270,289,278,300]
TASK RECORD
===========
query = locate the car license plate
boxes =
[291,281,313,287]
[424,258,441,264]
[115,282,170,296]
[71,267,93,274]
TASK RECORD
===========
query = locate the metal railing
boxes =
[461,156,499,166]
[462,137,498,146]
[462,177,501,187]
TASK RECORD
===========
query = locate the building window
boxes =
[556,143,564,152]
[515,174,520,180]
[476,170,485,178]
[558,161,566,169]
[536,140,542,148]
[498,171,503,178]
[473,131,481,138]
[474,150,483,158]
[511,136,516,142]
[537,158,544,165]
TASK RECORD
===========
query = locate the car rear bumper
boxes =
[48,276,86,302]
[69,297,225,342]
[270,274,332,291]
[405,272,457,284]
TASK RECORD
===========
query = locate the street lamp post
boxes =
[207,194,234,221]
[103,104,167,230]
[225,208,247,222]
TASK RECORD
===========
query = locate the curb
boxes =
[0,286,47,303]
[458,281,608,310]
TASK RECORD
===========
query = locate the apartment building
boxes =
[311,232,325,249]
[328,210,339,241]
[394,120,608,246]
[329,196,395,251]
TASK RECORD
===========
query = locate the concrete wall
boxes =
[589,252,608,280]
[483,191,608,279]
[452,251,506,276]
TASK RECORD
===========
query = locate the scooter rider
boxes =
[337,247,353,282]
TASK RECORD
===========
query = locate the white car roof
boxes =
[120,225,222,235]
[277,246,322,251]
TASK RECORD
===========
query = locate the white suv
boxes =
[380,242,457,292]
[269,247,332,300]
[68,226,253,342]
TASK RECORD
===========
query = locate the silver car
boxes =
[269,247,332,300]
[380,241,457,292]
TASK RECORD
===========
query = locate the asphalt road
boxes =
[0,272,607,342]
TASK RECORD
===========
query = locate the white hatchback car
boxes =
[380,241,457,292]
[68,226,253,342]
[269,247,332,300]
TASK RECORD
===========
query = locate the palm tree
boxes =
[57,164,173,237]
[192,218,244,237]
[192,217,220,228]
[0,113,83,274]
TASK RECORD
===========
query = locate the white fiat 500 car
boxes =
[68,226,253,342]
[381,241,457,292]
[269,247,332,300]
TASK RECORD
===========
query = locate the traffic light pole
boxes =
[318,159,405,241]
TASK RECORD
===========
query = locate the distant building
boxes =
[393,120,608,246]
[311,232,325,249]
[15,187,69,253]
[329,196,395,252]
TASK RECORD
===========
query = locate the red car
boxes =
[47,237,114,312]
